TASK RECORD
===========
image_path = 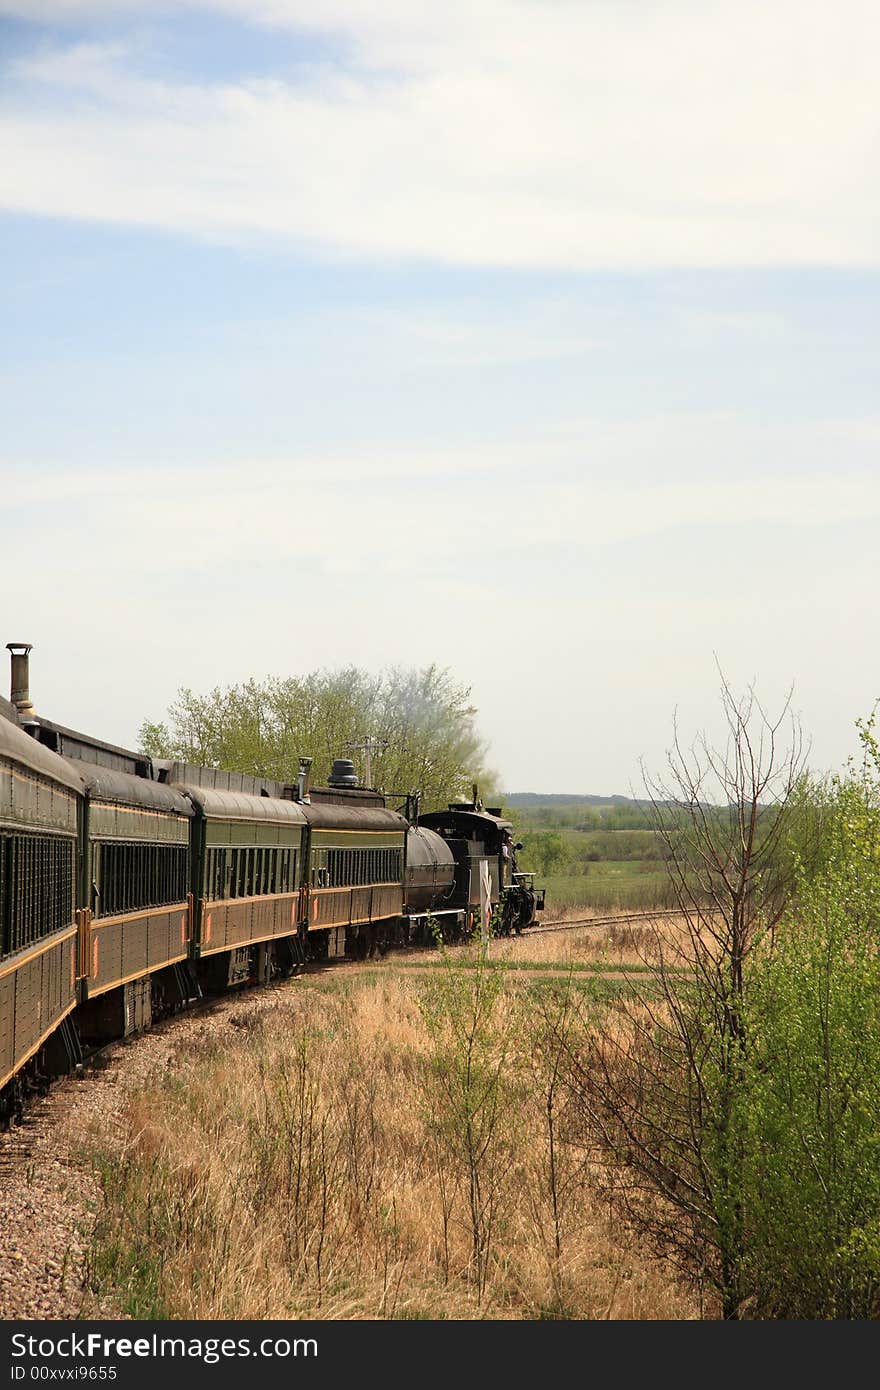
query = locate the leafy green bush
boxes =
[736,742,880,1318]
[560,685,880,1318]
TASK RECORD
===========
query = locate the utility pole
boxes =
[344,734,389,789]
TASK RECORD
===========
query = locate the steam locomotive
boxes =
[0,644,543,1122]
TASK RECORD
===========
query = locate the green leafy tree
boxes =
[739,875,880,1316]
[519,830,569,877]
[139,664,496,812]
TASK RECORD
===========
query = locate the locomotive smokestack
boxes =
[7,643,37,721]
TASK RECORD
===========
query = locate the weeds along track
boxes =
[304,910,669,979]
[0,974,323,1318]
[2,910,678,1136]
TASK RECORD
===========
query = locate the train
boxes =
[0,643,544,1123]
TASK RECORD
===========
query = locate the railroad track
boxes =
[312,909,671,966]
[523,908,666,939]
[0,989,233,1141]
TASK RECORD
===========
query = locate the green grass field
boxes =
[508,797,679,912]
[541,865,676,910]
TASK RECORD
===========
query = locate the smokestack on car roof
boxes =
[297,756,313,803]
[7,643,37,723]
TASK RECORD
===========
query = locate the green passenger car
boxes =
[0,709,82,1114]
[76,766,194,1038]
[183,786,308,963]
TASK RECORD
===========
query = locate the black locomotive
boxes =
[0,644,543,1121]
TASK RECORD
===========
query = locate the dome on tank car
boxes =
[328,758,359,787]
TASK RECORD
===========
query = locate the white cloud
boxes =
[1,2,879,267]
[3,432,878,581]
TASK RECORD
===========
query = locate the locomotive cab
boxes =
[419,799,545,936]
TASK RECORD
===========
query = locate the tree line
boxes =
[139,664,497,814]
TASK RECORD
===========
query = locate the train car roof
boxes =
[301,802,408,833]
[178,784,309,825]
[26,714,150,776]
[420,808,513,834]
[155,761,286,799]
[307,785,387,808]
[0,710,85,794]
[78,763,193,816]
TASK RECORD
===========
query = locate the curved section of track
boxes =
[522,908,666,939]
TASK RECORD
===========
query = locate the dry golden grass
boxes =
[85,966,698,1321]
[396,909,702,972]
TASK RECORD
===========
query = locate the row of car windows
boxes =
[96,843,404,907]
[1,829,407,952]
[320,847,404,889]
[205,845,298,902]
[93,841,188,918]
[0,831,75,957]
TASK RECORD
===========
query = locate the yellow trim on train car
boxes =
[307,883,402,931]
[91,902,189,931]
[197,890,300,955]
[0,1001,76,1092]
[92,802,188,820]
[201,889,300,911]
[309,882,400,896]
[197,918,303,959]
[308,829,405,838]
[0,925,77,982]
[307,913,402,933]
[4,767,79,827]
[83,955,190,999]
[8,768,78,795]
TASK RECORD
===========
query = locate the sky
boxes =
[2,1,879,795]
